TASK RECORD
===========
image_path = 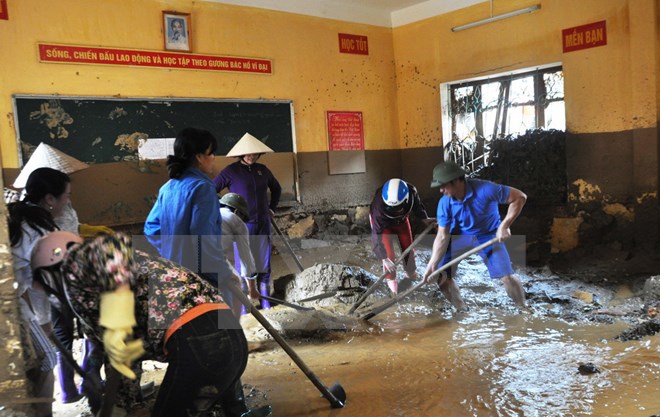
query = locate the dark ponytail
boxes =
[7,168,68,247]
[166,127,217,179]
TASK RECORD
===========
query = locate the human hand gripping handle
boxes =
[246,275,261,304]
[99,289,144,379]
[496,224,511,242]
[382,258,396,274]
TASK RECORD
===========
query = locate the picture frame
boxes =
[163,11,191,52]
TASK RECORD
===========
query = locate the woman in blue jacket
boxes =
[144,127,239,306]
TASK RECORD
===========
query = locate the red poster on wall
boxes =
[338,33,369,55]
[562,20,607,53]
[0,0,9,20]
[327,111,364,151]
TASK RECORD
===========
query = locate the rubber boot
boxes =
[387,279,398,295]
[56,352,82,404]
[219,380,273,417]
[259,281,271,310]
[219,380,249,417]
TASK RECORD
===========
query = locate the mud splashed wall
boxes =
[392,0,659,252]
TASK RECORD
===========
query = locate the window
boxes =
[442,65,564,173]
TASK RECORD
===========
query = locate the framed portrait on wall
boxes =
[163,11,191,52]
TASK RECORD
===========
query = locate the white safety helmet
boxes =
[381,179,409,207]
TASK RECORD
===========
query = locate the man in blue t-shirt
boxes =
[422,161,527,310]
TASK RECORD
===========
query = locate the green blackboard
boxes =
[13,95,294,164]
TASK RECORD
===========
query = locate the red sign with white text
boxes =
[338,33,369,55]
[0,0,8,20]
[327,111,364,151]
[562,20,607,53]
[38,43,272,74]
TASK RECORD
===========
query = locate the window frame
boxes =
[440,63,564,171]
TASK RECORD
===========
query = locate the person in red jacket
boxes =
[369,178,434,294]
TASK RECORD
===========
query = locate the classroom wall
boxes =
[393,0,659,251]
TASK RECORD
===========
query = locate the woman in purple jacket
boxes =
[214,133,282,309]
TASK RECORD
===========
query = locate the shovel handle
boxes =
[349,221,436,314]
[260,294,314,311]
[230,286,345,408]
[271,219,305,272]
[362,236,499,321]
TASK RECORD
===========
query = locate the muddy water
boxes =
[246,238,659,417]
[243,310,659,417]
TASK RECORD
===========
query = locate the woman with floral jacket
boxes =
[32,232,271,417]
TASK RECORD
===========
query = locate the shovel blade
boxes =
[327,382,347,408]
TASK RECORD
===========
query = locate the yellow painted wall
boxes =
[393,0,658,147]
[0,0,399,168]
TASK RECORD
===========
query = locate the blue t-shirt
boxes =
[437,179,510,235]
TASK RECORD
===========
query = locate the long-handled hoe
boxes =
[231,286,347,409]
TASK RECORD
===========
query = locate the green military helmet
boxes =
[219,192,249,220]
[430,161,466,188]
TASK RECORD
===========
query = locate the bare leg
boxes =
[438,276,467,310]
[500,275,526,308]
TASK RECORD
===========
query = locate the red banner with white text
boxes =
[38,43,272,74]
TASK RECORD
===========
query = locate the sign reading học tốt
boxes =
[562,20,607,53]
[327,111,364,151]
[38,43,272,74]
[338,33,368,55]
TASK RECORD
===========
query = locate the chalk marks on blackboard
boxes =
[28,99,73,140]
[108,107,128,120]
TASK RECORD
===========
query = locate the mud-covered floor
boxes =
[52,235,660,417]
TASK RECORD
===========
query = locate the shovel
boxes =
[271,219,305,272]
[260,294,315,311]
[361,236,499,321]
[348,221,436,314]
[230,285,346,408]
[297,286,366,303]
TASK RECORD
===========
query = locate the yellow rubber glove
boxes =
[99,289,144,379]
[80,223,114,238]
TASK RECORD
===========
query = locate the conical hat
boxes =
[225,132,274,157]
[13,143,89,188]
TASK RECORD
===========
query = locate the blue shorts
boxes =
[437,234,513,279]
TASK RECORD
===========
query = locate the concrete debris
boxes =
[643,275,660,301]
[352,206,370,227]
[278,263,382,308]
[615,317,660,341]
[286,216,315,239]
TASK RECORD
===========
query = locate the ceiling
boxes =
[206,0,484,27]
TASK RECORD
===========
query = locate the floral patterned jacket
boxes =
[61,233,227,362]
